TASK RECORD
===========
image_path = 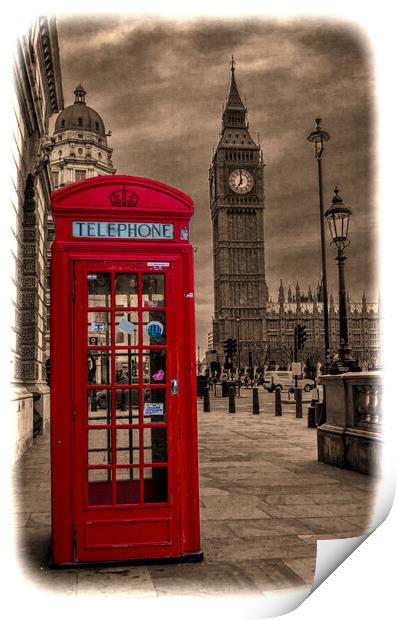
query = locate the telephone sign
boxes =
[72,221,174,239]
[50,175,202,566]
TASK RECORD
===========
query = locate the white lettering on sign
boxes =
[144,403,164,416]
[73,222,174,240]
[90,322,107,332]
[147,262,170,267]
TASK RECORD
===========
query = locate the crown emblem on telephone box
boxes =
[109,185,139,207]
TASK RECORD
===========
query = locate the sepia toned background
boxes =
[55,16,377,354]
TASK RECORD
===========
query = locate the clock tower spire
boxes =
[209,59,266,369]
[222,55,246,126]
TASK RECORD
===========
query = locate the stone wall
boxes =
[317,371,383,476]
[9,16,63,461]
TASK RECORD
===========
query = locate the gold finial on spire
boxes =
[230,55,236,71]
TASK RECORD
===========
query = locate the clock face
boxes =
[229,168,254,194]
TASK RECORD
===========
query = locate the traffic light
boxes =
[224,338,237,356]
[297,325,307,350]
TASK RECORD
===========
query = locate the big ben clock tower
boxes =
[209,59,266,367]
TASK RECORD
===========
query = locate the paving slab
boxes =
[258,502,373,519]
[227,518,316,538]
[199,486,231,496]
[231,558,307,593]
[297,516,366,534]
[200,521,236,540]
[283,557,317,584]
[148,561,264,597]
[77,566,156,598]
[203,536,315,562]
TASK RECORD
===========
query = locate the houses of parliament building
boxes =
[263,281,381,370]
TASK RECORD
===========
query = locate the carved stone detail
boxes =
[20,361,37,381]
[24,244,36,257]
[22,258,36,273]
[23,213,36,227]
[20,309,36,324]
[354,384,383,426]
[17,331,35,348]
[21,276,37,290]
[21,292,37,306]
[23,229,36,241]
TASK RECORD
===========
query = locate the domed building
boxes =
[50,84,116,187]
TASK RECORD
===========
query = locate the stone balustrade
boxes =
[317,371,383,475]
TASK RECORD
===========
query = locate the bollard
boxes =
[229,386,236,413]
[307,402,316,427]
[295,387,303,418]
[275,387,282,416]
[252,387,260,414]
[203,386,210,412]
[315,402,325,426]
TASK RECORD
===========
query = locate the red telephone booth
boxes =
[50,175,202,566]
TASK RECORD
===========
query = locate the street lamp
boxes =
[307,118,331,372]
[324,187,356,370]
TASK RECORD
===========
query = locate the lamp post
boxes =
[307,118,331,372]
[236,315,241,378]
[324,187,356,370]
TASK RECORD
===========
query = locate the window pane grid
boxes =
[87,464,112,471]
[85,268,169,508]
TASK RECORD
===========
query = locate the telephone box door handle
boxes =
[170,379,178,395]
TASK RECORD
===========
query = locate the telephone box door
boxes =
[74,259,182,562]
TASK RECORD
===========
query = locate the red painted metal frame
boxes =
[74,260,181,562]
[50,175,201,565]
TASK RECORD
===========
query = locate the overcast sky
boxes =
[56,15,377,353]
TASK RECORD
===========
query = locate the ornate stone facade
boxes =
[9,16,63,460]
[265,282,382,370]
[209,61,266,366]
[45,86,116,360]
[50,84,115,187]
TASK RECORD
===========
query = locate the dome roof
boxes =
[54,85,106,137]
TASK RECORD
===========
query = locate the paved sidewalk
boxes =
[12,389,379,599]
